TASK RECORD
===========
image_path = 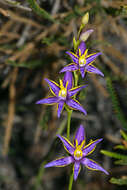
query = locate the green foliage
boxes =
[101,130,127,186]
[7,60,43,69]
[114,145,127,150]
[27,0,55,22]
[106,77,127,130]
[115,159,127,165]
[100,150,127,160]
[110,177,127,185]
[34,161,46,190]
[42,35,69,46]
[120,130,127,141]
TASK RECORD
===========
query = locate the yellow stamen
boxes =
[58,79,68,98]
[79,55,86,66]
[74,139,85,160]
[79,49,81,57]
[78,49,88,67]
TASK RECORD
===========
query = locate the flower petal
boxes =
[80,66,85,78]
[73,162,81,181]
[68,85,87,97]
[45,78,60,96]
[44,156,73,168]
[81,158,109,175]
[57,101,64,118]
[63,71,73,90]
[77,41,86,56]
[57,135,75,155]
[79,29,94,42]
[66,51,79,64]
[66,99,87,115]
[60,63,78,73]
[74,125,85,146]
[86,52,101,65]
[36,96,59,105]
[86,65,104,77]
[83,138,103,156]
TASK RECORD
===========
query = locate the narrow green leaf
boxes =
[114,145,127,150]
[34,161,46,189]
[101,150,127,160]
[110,177,127,185]
[106,77,127,130]
[120,130,127,141]
[115,159,127,165]
[7,60,43,69]
[27,0,55,22]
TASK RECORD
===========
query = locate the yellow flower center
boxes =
[74,146,83,160]
[78,48,88,67]
[58,79,68,99]
[59,88,67,98]
[74,139,85,160]
[79,56,86,66]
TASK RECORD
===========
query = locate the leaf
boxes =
[115,159,127,165]
[100,150,127,160]
[27,0,55,22]
[114,145,127,150]
[42,36,55,45]
[7,60,43,69]
[110,177,127,185]
[106,77,127,130]
[120,130,127,141]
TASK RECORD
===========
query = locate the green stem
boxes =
[74,71,79,97]
[68,170,74,190]
[27,0,55,22]
[67,109,72,139]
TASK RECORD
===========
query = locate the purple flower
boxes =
[60,41,104,78]
[44,125,109,180]
[36,72,87,118]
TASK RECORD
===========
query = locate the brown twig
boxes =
[0,0,32,12]
[2,68,18,156]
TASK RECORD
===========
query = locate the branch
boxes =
[0,0,32,11]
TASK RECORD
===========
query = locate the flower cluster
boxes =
[36,12,109,182]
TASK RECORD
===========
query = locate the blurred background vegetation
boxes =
[0,0,127,189]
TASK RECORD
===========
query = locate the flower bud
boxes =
[81,12,89,25]
[79,29,94,42]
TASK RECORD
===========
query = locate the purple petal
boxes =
[57,101,64,118]
[66,99,87,115]
[60,63,78,73]
[36,96,59,104]
[80,67,85,78]
[63,71,73,90]
[45,78,60,96]
[66,51,79,64]
[81,158,109,175]
[74,125,85,146]
[68,85,87,97]
[86,52,101,65]
[77,41,86,56]
[57,135,75,155]
[73,162,81,181]
[44,156,73,168]
[86,65,104,77]
[83,138,103,156]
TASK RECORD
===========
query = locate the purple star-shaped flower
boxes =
[36,72,87,118]
[60,41,104,78]
[44,125,109,180]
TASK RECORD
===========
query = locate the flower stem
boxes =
[68,170,74,190]
[67,109,72,139]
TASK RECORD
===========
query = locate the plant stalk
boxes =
[68,170,74,190]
